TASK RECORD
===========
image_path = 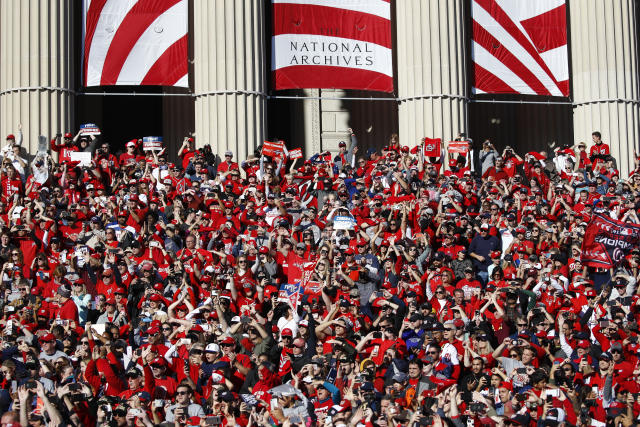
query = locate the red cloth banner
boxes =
[289,148,303,159]
[82,0,188,87]
[471,0,569,96]
[262,140,285,158]
[422,138,441,158]
[272,0,393,92]
[447,141,470,155]
[581,213,640,268]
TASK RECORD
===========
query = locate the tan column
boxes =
[396,0,467,149]
[570,0,639,177]
[302,89,321,157]
[193,0,267,162]
[0,0,75,155]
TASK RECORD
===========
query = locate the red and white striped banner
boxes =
[272,0,393,92]
[471,0,569,97]
[82,0,188,87]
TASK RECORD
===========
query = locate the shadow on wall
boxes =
[468,101,574,154]
[343,91,399,154]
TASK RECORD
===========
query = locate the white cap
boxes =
[205,343,220,353]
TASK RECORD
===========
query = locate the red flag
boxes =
[581,213,640,268]
[262,140,285,157]
[422,138,441,158]
[447,141,470,155]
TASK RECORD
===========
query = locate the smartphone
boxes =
[600,320,610,328]
[108,248,118,254]
[68,383,82,391]
[128,408,143,417]
[153,399,164,408]
[546,388,560,398]
[205,416,222,425]
[181,338,192,345]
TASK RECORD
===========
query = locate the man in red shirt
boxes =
[217,151,239,174]
[1,164,22,203]
[589,131,610,169]
[56,284,79,323]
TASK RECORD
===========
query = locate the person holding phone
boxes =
[164,384,205,423]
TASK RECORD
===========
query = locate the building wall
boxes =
[0,1,637,170]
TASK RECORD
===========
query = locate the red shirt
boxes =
[57,298,79,322]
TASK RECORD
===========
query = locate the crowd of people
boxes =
[0,125,638,427]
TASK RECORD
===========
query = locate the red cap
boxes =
[39,333,55,342]
[220,336,235,345]
[151,357,166,366]
[149,294,162,302]
[281,328,293,337]
[259,246,269,254]
[64,132,73,139]
[577,339,591,348]
[344,248,355,255]
[499,381,513,391]
[146,326,160,335]
[105,297,116,305]
[6,134,15,140]
[37,307,48,317]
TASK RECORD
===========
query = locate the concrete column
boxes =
[0,0,75,155]
[570,0,639,177]
[302,89,321,157]
[396,0,467,149]
[193,0,267,161]
[320,89,353,152]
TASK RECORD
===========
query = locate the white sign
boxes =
[143,136,163,151]
[334,215,357,230]
[80,123,101,135]
[70,151,92,166]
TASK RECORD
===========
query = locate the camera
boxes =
[469,402,486,413]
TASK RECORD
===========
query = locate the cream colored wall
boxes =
[396,0,468,149]
[570,0,639,176]
[193,0,267,161]
[0,0,75,157]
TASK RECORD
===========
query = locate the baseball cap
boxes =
[126,368,142,377]
[220,336,235,345]
[39,333,55,342]
[281,328,293,337]
[151,357,166,367]
[205,343,220,353]
[577,339,591,348]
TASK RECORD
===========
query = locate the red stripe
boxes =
[274,66,393,92]
[472,22,551,95]
[473,63,518,94]
[273,4,391,48]
[519,4,567,53]
[83,0,109,86]
[100,0,183,85]
[140,35,188,85]
[557,80,569,96]
[474,0,562,93]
